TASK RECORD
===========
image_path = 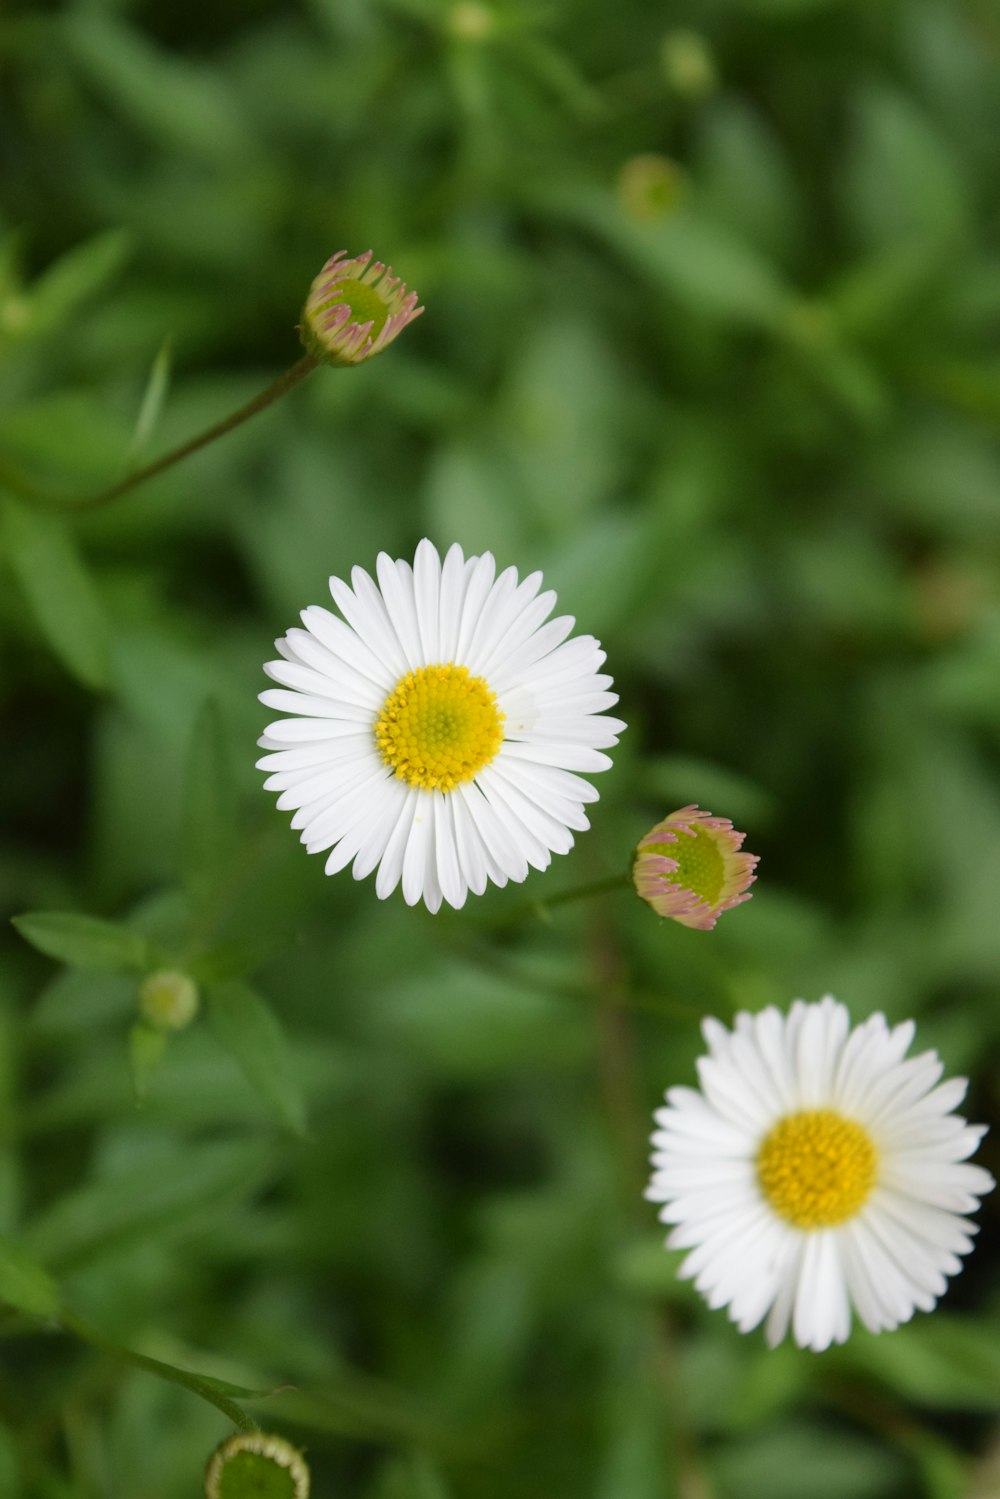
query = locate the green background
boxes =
[1,0,999,1494]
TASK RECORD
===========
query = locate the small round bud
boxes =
[205,1433,310,1499]
[299,250,423,368]
[448,2,495,39]
[660,30,717,99]
[633,806,758,930]
[617,154,685,223]
[138,969,199,1031]
[1,296,32,335]
[785,298,835,349]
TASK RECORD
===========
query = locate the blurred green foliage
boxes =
[1,0,999,1495]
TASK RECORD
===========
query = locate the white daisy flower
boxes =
[647,996,995,1352]
[257,539,625,913]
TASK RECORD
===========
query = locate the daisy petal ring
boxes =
[647,996,994,1351]
[258,540,625,912]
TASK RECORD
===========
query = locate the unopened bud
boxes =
[633,806,758,930]
[300,250,423,368]
[660,30,717,99]
[138,969,199,1031]
[448,2,495,40]
[205,1432,310,1499]
[617,154,685,222]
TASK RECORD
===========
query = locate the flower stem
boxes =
[0,353,318,515]
[488,871,630,928]
[60,1310,261,1433]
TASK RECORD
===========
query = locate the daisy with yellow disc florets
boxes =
[258,540,625,912]
[648,996,994,1351]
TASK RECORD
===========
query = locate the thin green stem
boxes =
[486,871,630,928]
[60,1311,260,1433]
[0,354,318,515]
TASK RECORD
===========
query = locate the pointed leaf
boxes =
[128,1023,168,1105]
[0,1233,60,1319]
[181,700,238,904]
[63,12,250,164]
[128,337,172,462]
[208,983,306,1136]
[2,500,111,689]
[13,911,151,972]
[22,228,131,339]
[23,1140,275,1273]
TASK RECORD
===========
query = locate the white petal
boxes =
[476,765,570,868]
[472,580,553,677]
[793,1232,850,1351]
[437,543,471,662]
[454,552,496,662]
[464,564,520,664]
[401,795,432,907]
[299,607,394,690]
[259,688,375,721]
[450,790,489,898]
[349,780,411,880]
[263,656,382,711]
[376,552,423,671]
[764,1238,803,1348]
[412,538,442,661]
[455,780,528,884]
[794,995,850,1108]
[432,793,467,911]
[375,792,419,900]
[329,565,407,677]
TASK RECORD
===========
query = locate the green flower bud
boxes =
[300,250,423,368]
[617,155,685,222]
[660,30,717,99]
[205,1433,310,1499]
[447,2,495,39]
[138,969,199,1031]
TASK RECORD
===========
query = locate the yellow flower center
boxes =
[374,663,504,792]
[645,827,724,904]
[756,1109,878,1229]
[316,279,389,337]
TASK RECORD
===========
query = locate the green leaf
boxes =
[127,337,172,462]
[556,188,791,330]
[188,929,295,984]
[23,1140,276,1273]
[0,1232,60,1319]
[63,11,251,164]
[839,1317,1000,1411]
[19,229,132,340]
[62,1311,272,1431]
[645,213,790,325]
[2,499,111,689]
[208,983,307,1137]
[376,1453,454,1499]
[639,755,776,829]
[180,700,238,906]
[128,1023,168,1105]
[12,911,151,972]
[0,391,131,480]
[711,1419,906,1499]
[0,1423,20,1499]
[843,85,969,251]
[28,969,136,1037]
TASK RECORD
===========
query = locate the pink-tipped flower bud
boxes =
[633,805,758,930]
[299,249,423,367]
